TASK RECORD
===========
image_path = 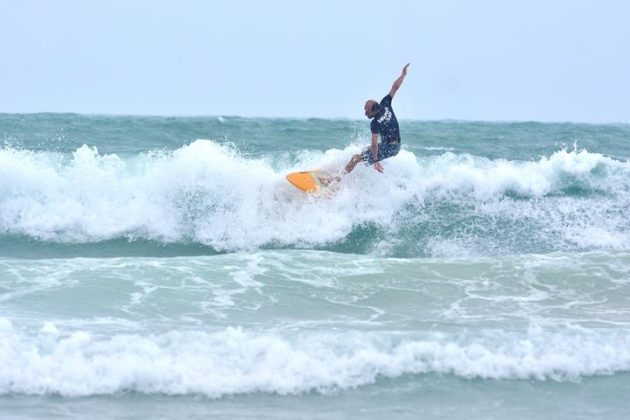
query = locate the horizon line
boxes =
[0,111,628,126]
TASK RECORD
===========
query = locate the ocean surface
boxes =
[1,113,630,419]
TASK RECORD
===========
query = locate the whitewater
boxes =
[1,114,630,419]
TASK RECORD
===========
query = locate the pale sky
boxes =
[1,0,629,122]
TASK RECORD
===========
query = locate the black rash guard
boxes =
[369,94,400,144]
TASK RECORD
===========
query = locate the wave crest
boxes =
[1,142,629,255]
[2,323,629,396]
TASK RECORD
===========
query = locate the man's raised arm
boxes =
[389,63,410,98]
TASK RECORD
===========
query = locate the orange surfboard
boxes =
[286,171,323,193]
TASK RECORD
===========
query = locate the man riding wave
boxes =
[344,63,409,174]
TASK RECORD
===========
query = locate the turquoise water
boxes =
[1,114,630,418]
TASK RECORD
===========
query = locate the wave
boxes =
[2,250,629,330]
[1,320,629,397]
[1,141,629,256]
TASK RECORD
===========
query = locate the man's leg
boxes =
[344,154,363,174]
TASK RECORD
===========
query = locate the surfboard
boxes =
[286,170,324,193]
[286,170,342,194]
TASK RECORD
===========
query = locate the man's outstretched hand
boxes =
[390,64,410,98]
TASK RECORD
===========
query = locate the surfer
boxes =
[344,63,409,174]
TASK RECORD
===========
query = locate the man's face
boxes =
[364,100,376,119]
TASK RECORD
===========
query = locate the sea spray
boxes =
[1,141,629,256]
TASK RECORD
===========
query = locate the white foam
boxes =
[40,322,59,335]
[418,148,627,200]
[0,142,629,252]
[0,318,13,333]
[1,326,629,397]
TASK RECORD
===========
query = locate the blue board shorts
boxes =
[361,142,400,165]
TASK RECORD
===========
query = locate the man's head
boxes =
[364,100,381,119]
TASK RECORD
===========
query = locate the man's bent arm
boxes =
[389,63,410,98]
[371,133,379,161]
